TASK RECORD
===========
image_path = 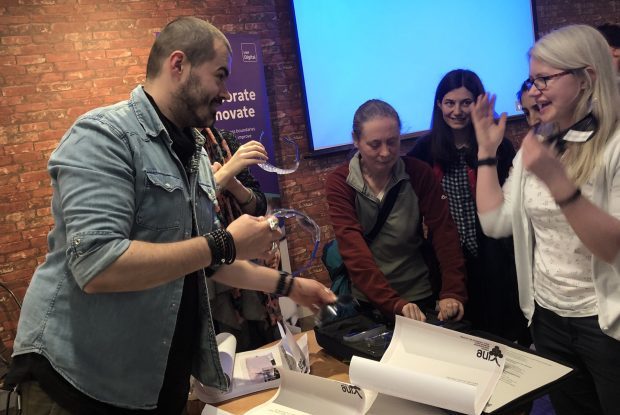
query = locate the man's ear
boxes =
[169,51,185,77]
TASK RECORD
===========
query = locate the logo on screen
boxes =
[241,43,258,63]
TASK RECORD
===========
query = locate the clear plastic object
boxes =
[272,208,320,277]
[257,131,300,174]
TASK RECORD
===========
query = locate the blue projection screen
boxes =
[291,0,536,152]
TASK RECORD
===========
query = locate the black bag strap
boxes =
[364,180,403,244]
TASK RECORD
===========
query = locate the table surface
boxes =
[185,330,530,415]
[186,330,350,415]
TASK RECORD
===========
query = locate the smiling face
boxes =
[353,116,401,177]
[171,38,232,128]
[527,58,584,130]
[438,87,475,130]
[520,92,542,127]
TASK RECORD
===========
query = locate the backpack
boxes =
[321,239,350,297]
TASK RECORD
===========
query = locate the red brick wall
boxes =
[0,0,617,347]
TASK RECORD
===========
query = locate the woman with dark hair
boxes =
[517,80,542,127]
[326,99,467,322]
[408,69,529,343]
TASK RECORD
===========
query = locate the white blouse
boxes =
[523,173,597,317]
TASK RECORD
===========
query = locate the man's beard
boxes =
[172,72,216,128]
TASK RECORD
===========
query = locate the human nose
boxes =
[379,143,390,157]
[220,84,231,101]
[453,105,463,115]
[526,83,540,98]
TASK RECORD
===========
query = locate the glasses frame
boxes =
[524,69,581,92]
[271,208,320,276]
[257,131,300,175]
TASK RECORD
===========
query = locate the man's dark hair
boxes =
[597,22,620,48]
[146,16,231,79]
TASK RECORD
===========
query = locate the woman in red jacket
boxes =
[325,99,467,322]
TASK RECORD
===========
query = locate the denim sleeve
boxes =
[49,114,134,289]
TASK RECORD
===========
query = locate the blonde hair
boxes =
[530,24,620,185]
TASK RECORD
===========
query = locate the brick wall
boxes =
[0,0,617,347]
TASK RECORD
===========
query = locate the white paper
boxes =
[243,368,447,415]
[278,321,309,373]
[194,324,310,404]
[364,391,448,415]
[484,345,572,413]
[350,316,505,415]
[244,370,366,415]
[201,403,235,415]
[216,332,237,380]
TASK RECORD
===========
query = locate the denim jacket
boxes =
[12,86,228,409]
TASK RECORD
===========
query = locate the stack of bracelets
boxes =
[274,270,295,297]
[203,228,236,266]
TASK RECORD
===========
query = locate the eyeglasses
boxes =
[257,131,300,174]
[272,208,320,276]
[524,69,581,91]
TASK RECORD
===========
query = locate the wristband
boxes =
[203,228,236,266]
[274,270,292,297]
[239,189,255,207]
[204,232,220,267]
[476,157,498,167]
[555,188,581,208]
[283,275,295,297]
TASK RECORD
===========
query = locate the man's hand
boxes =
[226,215,282,261]
[288,278,337,311]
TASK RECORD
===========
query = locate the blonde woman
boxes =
[472,25,620,415]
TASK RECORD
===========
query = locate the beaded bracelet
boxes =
[274,270,292,297]
[283,274,295,297]
[239,189,255,207]
[203,228,236,266]
[203,233,220,266]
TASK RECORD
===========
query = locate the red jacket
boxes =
[326,156,467,316]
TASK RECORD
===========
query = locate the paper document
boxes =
[201,403,234,415]
[483,343,572,413]
[194,322,310,404]
[244,370,367,415]
[350,316,505,415]
[244,369,447,415]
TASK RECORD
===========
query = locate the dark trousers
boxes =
[18,381,73,415]
[530,303,620,415]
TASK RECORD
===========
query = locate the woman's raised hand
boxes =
[471,93,507,158]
